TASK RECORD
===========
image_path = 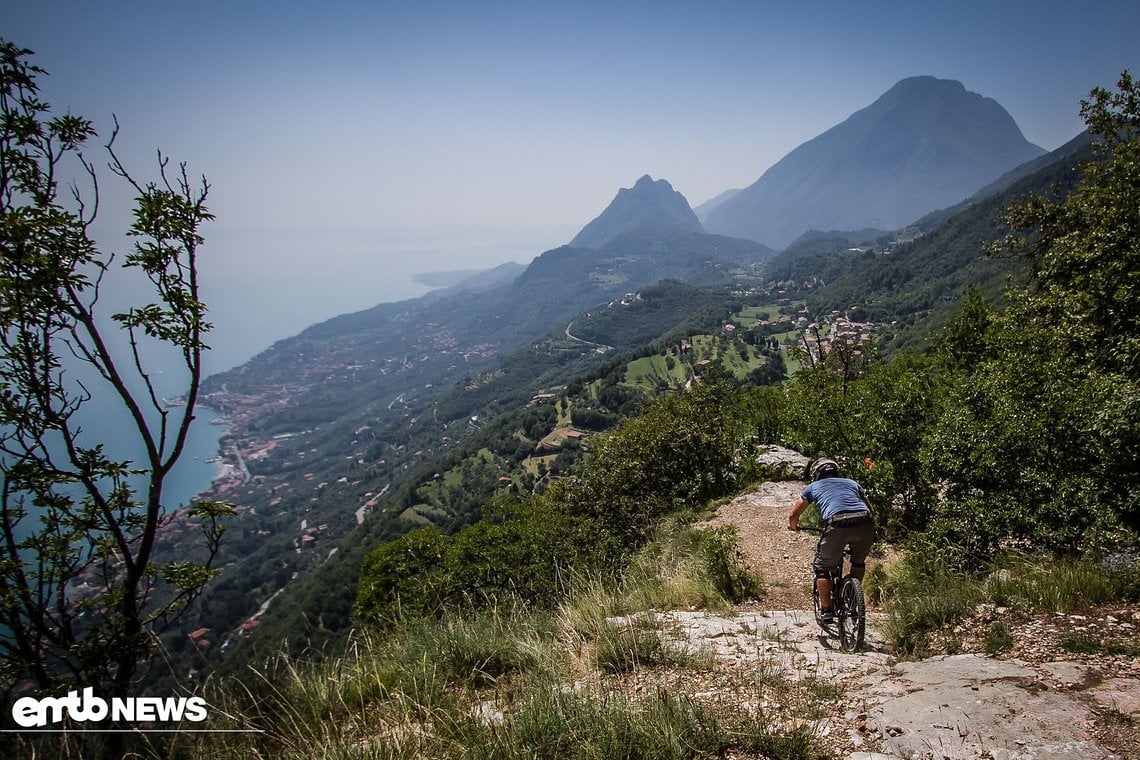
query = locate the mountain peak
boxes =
[569,175,704,249]
[704,76,1045,249]
[888,75,966,92]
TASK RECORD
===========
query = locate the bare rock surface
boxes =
[754,444,812,480]
[865,655,1121,759]
[670,481,1140,759]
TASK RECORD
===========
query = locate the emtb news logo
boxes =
[11,687,208,728]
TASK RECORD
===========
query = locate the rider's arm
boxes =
[788,496,809,531]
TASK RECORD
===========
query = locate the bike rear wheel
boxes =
[837,576,866,651]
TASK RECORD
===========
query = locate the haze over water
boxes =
[198,223,576,375]
[3,223,567,524]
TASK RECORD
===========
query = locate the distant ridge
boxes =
[704,76,1046,249]
[693,188,741,223]
[570,175,704,249]
[412,262,526,291]
[968,129,1092,202]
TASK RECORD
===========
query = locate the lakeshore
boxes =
[163,404,231,510]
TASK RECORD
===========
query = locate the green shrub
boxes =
[983,622,1013,655]
[687,525,765,603]
[354,500,609,626]
[878,543,985,657]
[544,376,776,547]
[614,523,763,615]
[354,527,450,623]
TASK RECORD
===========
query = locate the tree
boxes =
[547,374,770,546]
[784,319,878,458]
[992,70,1140,379]
[998,70,1140,519]
[921,71,1140,559]
[0,41,231,707]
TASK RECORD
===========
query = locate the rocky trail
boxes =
[653,478,1140,759]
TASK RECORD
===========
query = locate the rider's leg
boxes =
[814,527,844,614]
[816,574,833,609]
[847,522,876,582]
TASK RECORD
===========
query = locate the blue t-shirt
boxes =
[801,477,869,522]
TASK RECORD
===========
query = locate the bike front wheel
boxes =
[837,576,866,652]
[812,580,823,625]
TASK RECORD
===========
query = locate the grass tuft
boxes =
[878,543,985,657]
[983,622,1014,655]
[985,553,1122,612]
[879,544,1140,658]
[1060,633,1140,657]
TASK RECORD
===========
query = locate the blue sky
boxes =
[7,0,1139,369]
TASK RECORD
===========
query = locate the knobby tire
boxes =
[838,576,866,652]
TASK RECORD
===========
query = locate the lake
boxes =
[165,403,228,510]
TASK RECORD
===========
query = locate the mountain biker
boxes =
[787,457,874,623]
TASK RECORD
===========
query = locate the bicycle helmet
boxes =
[810,457,840,481]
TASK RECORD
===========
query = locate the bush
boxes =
[546,376,774,547]
[922,352,1137,563]
[354,528,450,623]
[687,525,765,604]
[877,542,985,657]
[355,499,610,626]
[610,524,764,616]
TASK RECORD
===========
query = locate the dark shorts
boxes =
[813,513,875,574]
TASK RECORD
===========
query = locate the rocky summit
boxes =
[569,174,705,249]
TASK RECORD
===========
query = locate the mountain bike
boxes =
[801,527,866,652]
